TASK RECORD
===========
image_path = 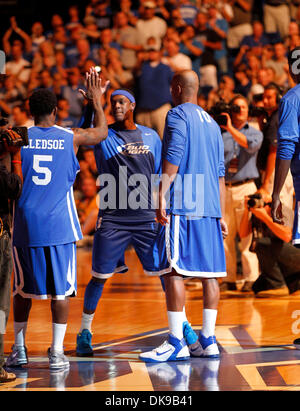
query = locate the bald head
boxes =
[171,70,199,105]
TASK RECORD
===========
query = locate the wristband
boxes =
[12,160,22,164]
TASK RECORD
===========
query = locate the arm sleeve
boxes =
[77,104,94,129]
[0,166,22,200]
[244,128,263,154]
[162,110,187,167]
[277,98,299,160]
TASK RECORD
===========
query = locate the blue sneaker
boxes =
[195,333,220,358]
[139,334,190,363]
[6,345,28,367]
[183,321,205,356]
[183,321,198,345]
[76,329,93,357]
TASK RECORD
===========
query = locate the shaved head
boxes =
[171,70,199,105]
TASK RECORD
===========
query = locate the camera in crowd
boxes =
[0,117,28,153]
[248,106,267,117]
[248,94,268,118]
[247,193,265,209]
[209,101,241,126]
[210,97,268,127]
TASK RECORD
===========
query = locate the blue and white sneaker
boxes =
[139,334,190,363]
[76,329,93,357]
[6,345,28,367]
[189,332,220,358]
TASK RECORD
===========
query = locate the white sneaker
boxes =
[6,345,28,367]
[139,334,190,363]
[189,332,220,358]
[47,348,70,370]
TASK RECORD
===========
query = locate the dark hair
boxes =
[229,94,248,106]
[29,89,57,118]
[264,82,284,102]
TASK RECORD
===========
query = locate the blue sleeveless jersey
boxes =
[13,125,82,247]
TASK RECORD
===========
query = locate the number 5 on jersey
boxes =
[32,154,53,186]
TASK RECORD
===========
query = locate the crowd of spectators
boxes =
[1,0,300,288]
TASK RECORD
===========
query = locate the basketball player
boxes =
[271,46,300,348]
[6,68,108,371]
[139,70,228,362]
[75,88,166,356]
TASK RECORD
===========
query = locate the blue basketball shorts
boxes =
[145,214,227,278]
[293,199,300,247]
[91,221,159,279]
[13,242,77,300]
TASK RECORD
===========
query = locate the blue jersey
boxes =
[13,125,82,247]
[94,124,162,227]
[162,103,225,218]
[277,83,300,194]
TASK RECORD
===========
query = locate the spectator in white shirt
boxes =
[162,38,192,71]
[136,1,167,48]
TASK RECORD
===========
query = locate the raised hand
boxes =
[79,68,110,102]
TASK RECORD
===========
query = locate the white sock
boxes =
[202,309,218,338]
[182,307,188,323]
[14,322,27,348]
[51,323,67,353]
[167,311,185,340]
[79,312,94,333]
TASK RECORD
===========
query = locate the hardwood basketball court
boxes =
[2,246,300,392]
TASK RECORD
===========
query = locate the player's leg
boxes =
[48,298,71,370]
[164,271,186,339]
[47,244,77,370]
[76,226,131,356]
[189,218,225,358]
[164,272,200,353]
[136,226,198,349]
[196,277,220,358]
[76,276,107,356]
[50,298,69,351]
[139,270,190,363]
[76,276,109,357]
[171,217,225,359]
[6,246,33,367]
[138,220,190,362]
[6,293,31,367]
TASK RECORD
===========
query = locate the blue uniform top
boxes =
[13,125,82,247]
[94,123,162,228]
[162,102,225,218]
[277,83,300,194]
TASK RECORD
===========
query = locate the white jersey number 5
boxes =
[32,155,53,186]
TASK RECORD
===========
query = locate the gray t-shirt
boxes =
[113,26,140,69]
